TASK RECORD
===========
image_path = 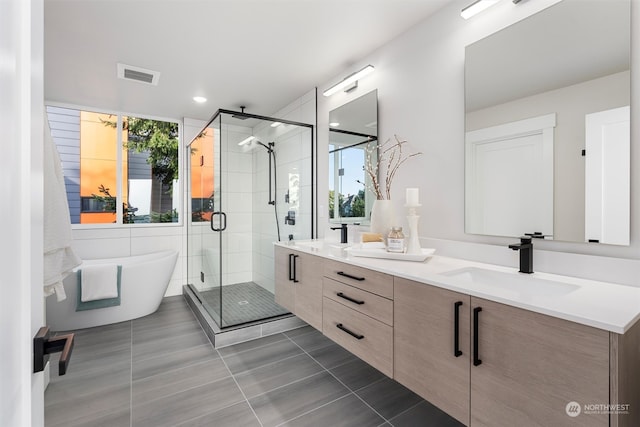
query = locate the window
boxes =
[46,106,181,225]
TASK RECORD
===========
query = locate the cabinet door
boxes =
[470,297,609,427]
[394,277,471,426]
[274,246,294,312]
[295,252,323,330]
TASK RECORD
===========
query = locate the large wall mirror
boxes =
[329,89,378,224]
[465,0,631,245]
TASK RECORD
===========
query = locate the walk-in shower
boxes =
[186,109,314,331]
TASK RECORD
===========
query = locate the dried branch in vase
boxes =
[359,135,422,200]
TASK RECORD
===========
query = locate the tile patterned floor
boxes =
[199,282,290,327]
[45,296,463,427]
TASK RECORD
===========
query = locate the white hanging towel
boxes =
[43,115,81,301]
[80,264,119,302]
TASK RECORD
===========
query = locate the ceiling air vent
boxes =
[117,63,160,86]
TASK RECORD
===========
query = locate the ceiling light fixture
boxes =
[461,0,499,19]
[329,122,340,127]
[238,136,255,146]
[193,96,207,103]
[323,65,375,97]
[270,122,282,128]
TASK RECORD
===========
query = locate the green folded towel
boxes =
[75,265,122,311]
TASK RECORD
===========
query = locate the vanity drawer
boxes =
[322,297,393,377]
[323,259,393,299]
[323,277,393,326]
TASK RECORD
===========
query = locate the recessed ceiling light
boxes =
[329,122,340,127]
[193,96,207,103]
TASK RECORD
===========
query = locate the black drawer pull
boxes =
[336,323,364,340]
[337,292,365,305]
[454,301,463,357]
[337,271,365,281]
[292,254,299,283]
[473,307,482,366]
[288,254,294,281]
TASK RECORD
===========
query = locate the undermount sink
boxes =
[443,267,579,299]
[293,240,349,255]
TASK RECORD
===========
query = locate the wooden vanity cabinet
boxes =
[274,246,323,330]
[394,277,471,425]
[395,277,636,427]
[470,296,609,427]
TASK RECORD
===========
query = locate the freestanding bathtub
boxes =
[46,250,179,331]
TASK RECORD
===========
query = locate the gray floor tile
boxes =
[217,332,287,357]
[307,342,358,369]
[281,393,385,427]
[389,401,464,427]
[176,401,261,427]
[283,325,315,338]
[249,371,350,427]
[356,377,424,421]
[132,376,245,427]
[222,338,303,375]
[330,358,386,392]
[132,343,218,381]
[132,329,210,361]
[45,382,130,427]
[287,327,334,352]
[234,353,324,398]
[132,316,203,345]
[48,408,131,427]
[45,359,130,406]
[133,357,230,406]
[50,341,131,377]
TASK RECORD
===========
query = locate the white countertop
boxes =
[275,240,640,334]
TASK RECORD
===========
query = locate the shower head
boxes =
[239,138,274,153]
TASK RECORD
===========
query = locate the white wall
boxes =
[317,0,640,284]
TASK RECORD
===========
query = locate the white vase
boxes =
[370,199,396,237]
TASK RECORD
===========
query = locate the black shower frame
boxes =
[190,108,316,241]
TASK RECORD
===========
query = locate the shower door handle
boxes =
[210,212,227,232]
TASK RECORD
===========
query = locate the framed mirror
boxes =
[465,0,630,245]
[329,89,378,223]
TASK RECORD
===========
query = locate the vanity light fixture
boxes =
[461,0,499,19]
[322,65,375,97]
[238,136,255,146]
[192,96,207,103]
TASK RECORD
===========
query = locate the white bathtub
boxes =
[46,250,178,331]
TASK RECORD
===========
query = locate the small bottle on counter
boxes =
[387,226,405,253]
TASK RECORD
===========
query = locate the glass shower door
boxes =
[189,119,222,327]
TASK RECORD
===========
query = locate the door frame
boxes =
[1,0,45,425]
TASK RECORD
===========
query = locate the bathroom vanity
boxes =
[274,241,640,427]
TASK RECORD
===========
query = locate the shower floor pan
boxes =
[183,283,306,348]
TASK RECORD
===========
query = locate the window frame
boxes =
[46,102,184,229]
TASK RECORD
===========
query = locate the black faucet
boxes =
[509,236,533,274]
[331,223,348,244]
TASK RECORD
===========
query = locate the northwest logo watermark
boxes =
[566,401,630,417]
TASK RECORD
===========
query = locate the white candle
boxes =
[406,188,419,206]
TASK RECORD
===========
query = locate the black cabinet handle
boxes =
[288,254,294,281]
[336,323,364,340]
[454,301,463,357]
[336,271,365,281]
[473,307,482,366]
[337,292,365,305]
[292,254,299,283]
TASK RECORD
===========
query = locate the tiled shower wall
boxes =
[252,90,316,293]
[184,89,315,293]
